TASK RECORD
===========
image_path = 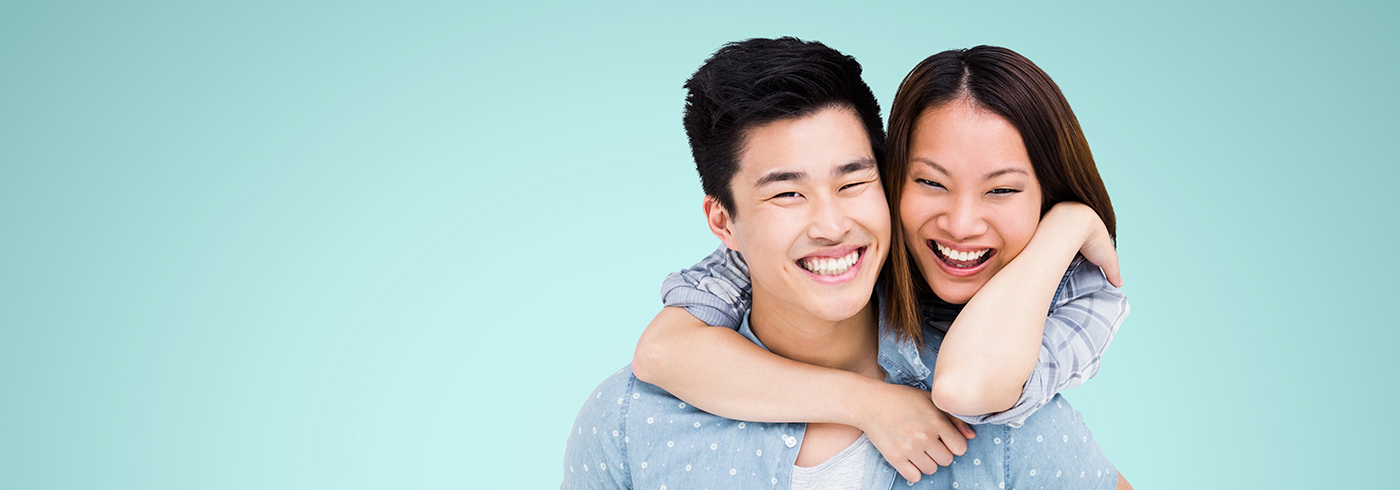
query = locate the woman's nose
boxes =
[939,197,987,240]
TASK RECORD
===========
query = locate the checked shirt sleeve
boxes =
[658,245,752,330]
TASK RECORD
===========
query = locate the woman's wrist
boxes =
[836,373,893,429]
[1040,201,1121,285]
[1037,203,1098,255]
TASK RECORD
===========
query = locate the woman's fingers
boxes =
[1084,231,1122,286]
[925,442,955,467]
[951,416,977,441]
[909,449,941,476]
[862,384,974,481]
[1075,210,1123,287]
[1100,255,1123,287]
[893,461,924,483]
[884,425,966,482]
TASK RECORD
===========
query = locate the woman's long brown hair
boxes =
[881,46,1116,345]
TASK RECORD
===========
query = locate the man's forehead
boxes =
[733,109,874,188]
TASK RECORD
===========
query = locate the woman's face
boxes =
[900,100,1043,305]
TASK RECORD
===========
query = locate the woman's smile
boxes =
[928,240,996,276]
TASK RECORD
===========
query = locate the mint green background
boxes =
[2,1,1396,488]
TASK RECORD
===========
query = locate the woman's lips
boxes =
[927,240,995,277]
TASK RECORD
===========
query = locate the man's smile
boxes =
[797,246,867,283]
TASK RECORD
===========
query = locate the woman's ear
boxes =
[703,196,741,252]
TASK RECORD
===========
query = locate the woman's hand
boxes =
[857,383,976,483]
[1042,202,1122,287]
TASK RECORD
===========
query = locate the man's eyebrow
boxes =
[755,170,807,187]
[833,158,877,177]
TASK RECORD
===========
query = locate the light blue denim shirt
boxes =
[660,245,1129,427]
[562,310,1118,490]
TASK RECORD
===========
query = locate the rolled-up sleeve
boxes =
[953,256,1129,427]
[658,245,752,330]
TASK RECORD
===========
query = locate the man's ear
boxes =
[704,196,741,252]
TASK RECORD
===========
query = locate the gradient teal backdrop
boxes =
[3,1,1397,488]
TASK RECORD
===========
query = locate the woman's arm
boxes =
[632,308,865,422]
[932,202,1124,419]
[632,247,972,483]
[633,308,971,483]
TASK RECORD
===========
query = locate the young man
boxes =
[562,37,1117,490]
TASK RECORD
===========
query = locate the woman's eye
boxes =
[915,178,945,189]
[988,188,1020,195]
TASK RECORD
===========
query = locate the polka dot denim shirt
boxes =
[563,313,1118,490]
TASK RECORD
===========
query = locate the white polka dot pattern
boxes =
[563,343,1116,490]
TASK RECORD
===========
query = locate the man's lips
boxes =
[796,246,868,284]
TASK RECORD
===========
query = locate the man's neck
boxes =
[747,285,882,380]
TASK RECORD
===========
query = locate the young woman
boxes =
[633,46,1129,486]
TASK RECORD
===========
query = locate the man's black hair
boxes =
[683,37,886,217]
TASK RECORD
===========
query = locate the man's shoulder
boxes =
[566,364,713,455]
[582,365,642,410]
[562,365,642,489]
[563,364,805,489]
[996,394,1118,489]
[571,365,693,421]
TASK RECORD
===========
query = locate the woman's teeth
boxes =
[936,242,990,263]
[800,249,860,276]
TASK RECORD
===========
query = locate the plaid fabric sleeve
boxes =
[953,255,1129,427]
[658,245,752,330]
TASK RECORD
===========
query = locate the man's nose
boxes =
[938,196,987,240]
[807,197,853,243]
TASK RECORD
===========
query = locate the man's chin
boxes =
[803,297,873,323]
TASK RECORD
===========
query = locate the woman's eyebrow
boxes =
[983,167,1029,180]
[913,158,948,174]
[914,158,1027,180]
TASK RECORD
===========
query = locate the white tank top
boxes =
[789,434,870,490]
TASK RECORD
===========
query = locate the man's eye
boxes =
[915,178,945,189]
[773,191,801,199]
[840,181,870,191]
[988,188,1020,195]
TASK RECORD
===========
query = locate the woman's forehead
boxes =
[909,105,1033,178]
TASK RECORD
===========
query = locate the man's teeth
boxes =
[936,242,989,262]
[800,249,861,276]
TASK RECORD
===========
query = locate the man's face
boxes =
[708,106,890,322]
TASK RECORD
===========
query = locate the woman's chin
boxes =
[925,275,987,305]
[914,248,1000,305]
[931,287,975,305]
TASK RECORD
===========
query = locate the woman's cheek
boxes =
[1000,205,1043,262]
[898,194,925,242]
